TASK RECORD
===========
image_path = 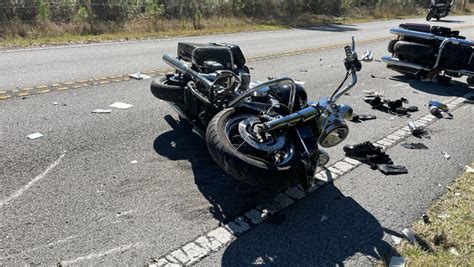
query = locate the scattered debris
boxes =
[53,102,58,105]
[441,151,451,159]
[454,192,461,196]
[408,121,432,139]
[363,89,384,97]
[170,141,176,148]
[449,247,460,256]
[401,143,428,150]
[364,96,417,117]
[402,228,418,244]
[129,72,151,80]
[437,213,450,219]
[344,141,407,175]
[320,215,328,222]
[429,100,453,118]
[351,114,376,123]
[361,50,374,62]
[389,256,406,267]
[464,165,474,173]
[110,102,133,110]
[422,214,430,224]
[438,183,442,187]
[299,69,308,72]
[27,132,44,140]
[92,109,112,114]
[131,160,138,164]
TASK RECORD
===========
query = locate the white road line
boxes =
[0,151,67,206]
[60,242,143,265]
[0,235,79,260]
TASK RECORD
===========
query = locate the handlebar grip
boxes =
[344,46,352,58]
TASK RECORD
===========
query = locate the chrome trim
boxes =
[382,56,430,71]
[331,69,357,102]
[262,106,318,132]
[163,54,214,89]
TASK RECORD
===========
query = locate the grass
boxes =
[0,5,472,49]
[393,164,473,266]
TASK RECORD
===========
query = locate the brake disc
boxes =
[238,117,286,153]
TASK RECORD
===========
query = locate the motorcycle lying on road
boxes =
[382,23,474,86]
[151,40,362,189]
[426,0,454,21]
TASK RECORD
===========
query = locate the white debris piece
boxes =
[389,256,406,267]
[131,160,138,164]
[92,109,112,114]
[129,72,151,80]
[320,215,328,222]
[110,102,133,109]
[401,228,417,244]
[27,132,44,140]
[454,192,461,196]
[441,151,451,159]
[363,90,384,97]
[53,102,58,105]
[449,247,460,256]
[464,165,474,173]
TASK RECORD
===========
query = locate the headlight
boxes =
[318,115,349,148]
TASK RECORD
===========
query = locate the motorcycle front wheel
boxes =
[206,108,304,187]
[426,8,436,21]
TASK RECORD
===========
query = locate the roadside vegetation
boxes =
[393,165,473,266]
[0,0,472,48]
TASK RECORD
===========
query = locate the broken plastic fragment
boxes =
[441,151,451,159]
[110,102,133,109]
[27,132,44,140]
[320,215,328,222]
[361,50,374,62]
[449,247,460,256]
[53,102,58,105]
[131,160,138,164]
[465,165,474,173]
[92,109,112,114]
[129,72,151,80]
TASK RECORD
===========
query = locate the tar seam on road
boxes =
[2,23,472,101]
[0,151,67,206]
[148,92,473,267]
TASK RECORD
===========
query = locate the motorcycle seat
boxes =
[399,23,431,33]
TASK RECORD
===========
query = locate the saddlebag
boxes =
[439,44,474,70]
[177,42,246,71]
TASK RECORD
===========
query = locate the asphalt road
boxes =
[1,16,473,266]
[0,15,472,90]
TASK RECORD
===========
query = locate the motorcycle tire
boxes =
[467,76,474,87]
[150,76,185,103]
[426,8,436,21]
[388,39,398,54]
[394,41,436,59]
[206,108,304,187]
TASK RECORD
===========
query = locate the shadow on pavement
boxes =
[390,75,472,97]
[297,24,358,32]
[153,115,273,222]
[220,183,396,266]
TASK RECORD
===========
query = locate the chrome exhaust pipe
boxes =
[382,56,430,71]
[162,54,213,89]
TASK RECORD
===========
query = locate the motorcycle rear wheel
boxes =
[150,76,185,103]
[206,108,304,187]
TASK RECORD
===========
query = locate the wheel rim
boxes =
[224,114,295,166]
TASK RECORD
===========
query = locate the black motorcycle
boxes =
[151,40,362,189]
[426,0,454,21]
[383,23,474,85]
